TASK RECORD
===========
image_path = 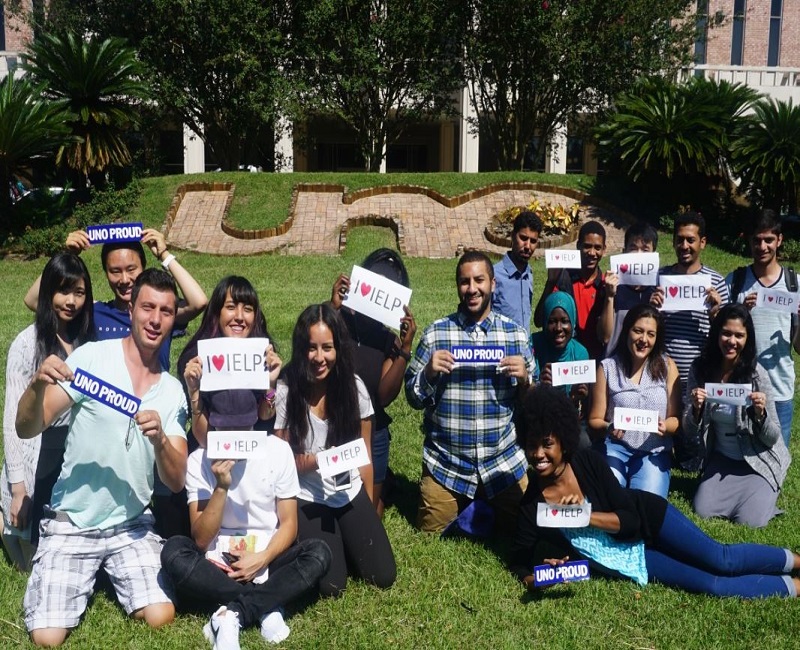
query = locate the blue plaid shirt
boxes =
[405,309,537,499]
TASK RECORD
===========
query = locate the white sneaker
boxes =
[203,607,242,650]
[260,609,290,644]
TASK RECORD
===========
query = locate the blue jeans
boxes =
[775,399,793,448]
[161,536,331,627]
[645,504,794,598]
[372,426,390,483]
[603,439,671,498]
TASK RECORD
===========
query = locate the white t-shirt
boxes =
[274,376,374,508]
[185,435,299,584]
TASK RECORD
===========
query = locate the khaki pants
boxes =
[417,466,528,534]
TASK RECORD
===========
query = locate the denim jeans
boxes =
[775,399,793,448]
[372,426,391,484]
[603,438,671,498]
[161,536,331,628]
[645,504,794,598]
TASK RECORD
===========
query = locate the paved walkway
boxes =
[166,186,628,257]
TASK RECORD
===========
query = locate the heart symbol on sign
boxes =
[212,355,225,371]
[360,283,371,297]
[551,508,559,516]
[331,455,339,463]
[555,255,560,260]
[625,416,631,423]
[717,389,723,396]
[223,442,231,450]
[562,368,569,374]
[619,264,629,274]
[768,296,774,302]
[668,286,679,298]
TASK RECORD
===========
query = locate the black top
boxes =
[342,309,398,430]
[508,449,668,582]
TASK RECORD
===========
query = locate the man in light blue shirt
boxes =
[15,270,188,647]
[493,211,542,338]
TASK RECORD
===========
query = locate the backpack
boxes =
[730,265,798,350]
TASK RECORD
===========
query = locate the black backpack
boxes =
[730,265,798,349]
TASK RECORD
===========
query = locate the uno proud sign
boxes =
[533,560,590,587]
[70,368,141,417]
[86,222,143,245]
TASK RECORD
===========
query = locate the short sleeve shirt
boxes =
[54,339,187,529]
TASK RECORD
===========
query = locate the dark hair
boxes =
[178,276,272,378]
[611,304,667,381]
[35,252,95,365]
[362,248,410,288]
[624,221,658,249]
[673,211,706,238]
[577,220,606,246]
[748,209,782,237]
[456,250,494,282]
[282,304,361,453]
[513,211,543,235]
[517,384,581,461]
[694,303,757,385]
[130,268,178,307]
[101,241,147,271]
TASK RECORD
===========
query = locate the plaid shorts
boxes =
[24,511,175,631]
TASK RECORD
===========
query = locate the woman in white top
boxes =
[2,253,94,570]
[275,304,396,596]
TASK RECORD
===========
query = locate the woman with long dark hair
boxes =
[589,304,680,498]
[685,303,788,527]
[178,276,282,449]
[330,248,417,516]
[2,253,94,570]
[274,304,396,597]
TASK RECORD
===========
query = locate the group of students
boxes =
[2,208,800,648]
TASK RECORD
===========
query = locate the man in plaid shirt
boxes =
[405,251,536,534]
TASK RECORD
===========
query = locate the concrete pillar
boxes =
[275,118,294,172]
[546,122,567,175]
[459,85,479,172]
[183,124,205,174]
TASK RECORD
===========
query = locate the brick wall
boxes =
[3,1,33,52]
[705,0,800,67]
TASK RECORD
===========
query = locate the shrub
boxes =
[494,195,579,239]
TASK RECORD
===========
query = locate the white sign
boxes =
[207,431,269,459]
[610,253,659,286]
[659,275,711,312]
[704,383,752,407]
[198,337,270,392]
[545,249,582,269]
[536,501,592,528]
[317,438,371,479]
[756,288,798,314]
[613,407,659,433]
[550,360,596,386]
[344,265,412,331]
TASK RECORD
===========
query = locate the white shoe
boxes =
[260,609,290,644]
[203,606,241,650]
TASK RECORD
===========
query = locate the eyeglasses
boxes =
[125,419,137,451]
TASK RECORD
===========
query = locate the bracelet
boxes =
[156,248,166,259]
[394,346,411,362]
[161,253,176,269]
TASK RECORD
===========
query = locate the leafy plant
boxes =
[494,195,579,237]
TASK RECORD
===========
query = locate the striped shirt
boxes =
[404,309,536,499]
[659,264,729,393]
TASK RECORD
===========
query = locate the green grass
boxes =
[137,172,595,232]
[3,224,800,649]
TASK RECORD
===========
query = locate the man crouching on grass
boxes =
[15,270,188,647]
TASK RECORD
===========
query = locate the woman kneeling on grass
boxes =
[275,303,396,597]
[510,384,800,598]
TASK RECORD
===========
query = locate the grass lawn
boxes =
[137,171,596,232]
[1,224,799,649]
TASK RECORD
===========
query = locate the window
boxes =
[730,0,746,66]
[768,0,782,67]
[566,136,584,174]
[694,0,708,65]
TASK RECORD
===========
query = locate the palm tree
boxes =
[0,75,74,219]
[23,32,149,185]
[731,98,800,214]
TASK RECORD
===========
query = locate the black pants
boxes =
[297,488,396,597]
[30,425,68,546]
